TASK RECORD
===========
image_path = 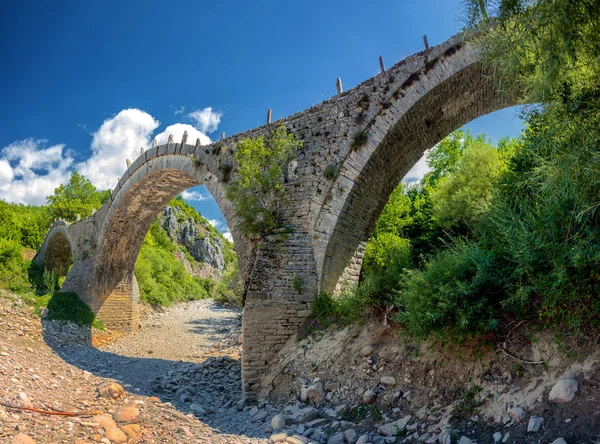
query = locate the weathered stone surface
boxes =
[160,205,225,276]
[549,379,578,403]
[551,439,568,444]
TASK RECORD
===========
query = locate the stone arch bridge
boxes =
[35,33,516,399]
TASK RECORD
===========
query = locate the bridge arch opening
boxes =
[80,151,246,331]
[320,59,520,294]
[43,231,74,278]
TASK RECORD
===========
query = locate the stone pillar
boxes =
[90,273,141,333]
[241,231,316,401]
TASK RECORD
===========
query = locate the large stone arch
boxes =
[85,149,248,329]
[317,42,517,294]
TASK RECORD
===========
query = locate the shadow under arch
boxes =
[43,230,74,277]
[320,60,520,294]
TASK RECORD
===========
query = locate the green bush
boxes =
[396,239,502,340]
[213,265,243,307]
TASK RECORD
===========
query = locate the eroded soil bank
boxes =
[2,290,600,443]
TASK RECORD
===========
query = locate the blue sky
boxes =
[0,0,524,237]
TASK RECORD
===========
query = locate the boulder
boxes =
[551,439,568,444]
[344,429,358,444]
[104,427,128,444]
[290,407,320,424]
[379,376,396,387]
[361,344,377,357]
[549,379,578,403]
[12,434,36,444]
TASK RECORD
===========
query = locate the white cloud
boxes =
[78,108,159,190]
[222,232,233,243]
[188,107,222,134]
[0,105,223,206]
[154,123,212,147]
[0,160,14,185]
[0,139,73,205]
[181,190,208,201]
[402,152,430,184]
[174,105,185,115]
[208,219,220,228]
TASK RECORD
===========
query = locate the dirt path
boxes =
[0,294,277,443]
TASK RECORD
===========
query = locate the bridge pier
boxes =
[241,231,317,400]
[91,273,141,333]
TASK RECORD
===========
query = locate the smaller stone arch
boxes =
[39,223,74,278]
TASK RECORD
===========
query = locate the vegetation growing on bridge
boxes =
[315,0,600,342]
[227,125,301,237]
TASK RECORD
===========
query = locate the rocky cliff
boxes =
[158,205,229,280]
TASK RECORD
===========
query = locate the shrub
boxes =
[41,269,59,294]
[396,239,502,341]
[214,265,244,307]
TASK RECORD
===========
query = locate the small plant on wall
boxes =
[351,131,368,151]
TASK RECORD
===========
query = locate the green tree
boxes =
[226,125,301,236]
[47,172,109,222]
[431,141,505,229]
[464,0,600,105]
